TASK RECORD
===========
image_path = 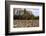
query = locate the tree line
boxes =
[14,9,39,20]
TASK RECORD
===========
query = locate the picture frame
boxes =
[5,1,45,35]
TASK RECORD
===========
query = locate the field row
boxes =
[13,20,39,28]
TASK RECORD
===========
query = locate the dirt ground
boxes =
[13,20,39,28]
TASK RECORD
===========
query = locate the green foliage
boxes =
[31,15,39,20]
[14,14,39,20]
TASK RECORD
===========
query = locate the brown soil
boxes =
[13,20,39,28]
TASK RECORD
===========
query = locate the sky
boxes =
[32,8,39,16]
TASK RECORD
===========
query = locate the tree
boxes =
[24,9,26,13]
